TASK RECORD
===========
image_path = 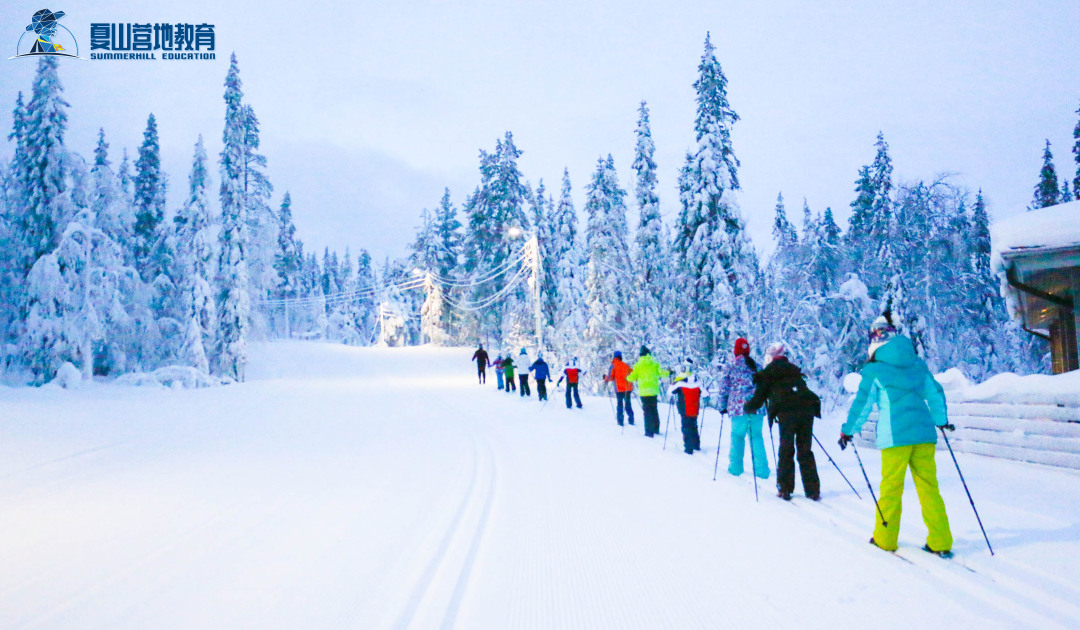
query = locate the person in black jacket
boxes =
[471,344,490,384]
[745,342,821,501]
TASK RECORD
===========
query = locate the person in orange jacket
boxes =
[604,350,635,427]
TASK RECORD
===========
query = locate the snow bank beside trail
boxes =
[947,370,1080,405]
[114,366,232,389]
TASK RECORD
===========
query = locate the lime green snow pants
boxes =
[873,443,952,552]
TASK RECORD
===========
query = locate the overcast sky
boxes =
[2,1,1079,262]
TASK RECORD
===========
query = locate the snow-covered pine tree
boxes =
[584,155,633,377]
[1,92,30,352]
[173,136,217,373]
[215,53,251,381]
[1031,139,1060,210]
[1062,180,1073,203]
[327,248,363,344]
[632,101,667,347]
[672,34,757,363]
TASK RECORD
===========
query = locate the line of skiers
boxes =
[469,311,955,557]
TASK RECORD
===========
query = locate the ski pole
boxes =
[712,412,726,481]
[811,433,861,499]
[768,420,778,468]
[940,427,995,556]
[747,416,759,502]
[662,399,674,450]
[850,441,887,527]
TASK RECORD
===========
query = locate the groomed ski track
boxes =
[1,343,1078,629]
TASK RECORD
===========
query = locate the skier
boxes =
[626,346,669,438]
[668,359,703,454]
[840,314,953,556]
[494,353,505,390]
[502,353,517,393]
[516,347,532,397]
[557,357,585,409]
[745,342,819,501]
[603,350,635,426]
[471,344,489,385]
[719,338,770,481]
[530,354,551,402]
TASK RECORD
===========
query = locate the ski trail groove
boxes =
[391,430,497,630]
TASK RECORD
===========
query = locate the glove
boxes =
[941,423,956,432]
[838,434,853,450]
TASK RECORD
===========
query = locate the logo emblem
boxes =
[12,9,81,59]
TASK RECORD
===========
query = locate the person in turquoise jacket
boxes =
[627,346,670,438]
[840,313,953,556]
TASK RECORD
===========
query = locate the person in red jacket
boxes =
[668,360,704,454]
[604,350,635,427]
[557,357,586,409]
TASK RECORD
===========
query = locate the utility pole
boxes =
[531,233,543,354]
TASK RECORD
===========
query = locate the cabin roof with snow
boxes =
[992,200,1080,373]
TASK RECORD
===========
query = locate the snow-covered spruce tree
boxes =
[584,155,633,381]
[1,92,31,355]
[432,188,463,340]
[86,129,150,376]
[549,169,586,363]
[1031,139,1060,210]
[326,248,363,344]
[1073,101,1080,200]
[529,179,558,333]
[354,249,377,343]
[273,191,303,299]
[632,101,667,348]
[1062,180,1074,204]
[173,136,217,373]
[215,53,251,381]
[408,208,448,343]
[240,103,276,303]
[19,57,70,274]
[133,113,167,281]
[672,34,757,364]
[461,133,531,343]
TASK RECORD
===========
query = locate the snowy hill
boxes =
[2,342,1079,629]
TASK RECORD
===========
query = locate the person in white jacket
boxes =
[516,347,532,397]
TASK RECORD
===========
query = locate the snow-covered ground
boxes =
[2,342,1079,629]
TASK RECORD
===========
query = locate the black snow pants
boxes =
[506,376,516,392]
[680,414,700,454]
[477,364,486,384]
[641,396,660,437]
[536,379,547,401]
[777,415,820,497]
[565,383,581,408]
[616,391,635,426]
[519,375,531,397]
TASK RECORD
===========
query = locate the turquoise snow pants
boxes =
[728,414,770,478]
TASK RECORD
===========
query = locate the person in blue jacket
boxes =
[530,354,551,402]
[840,312,953,556]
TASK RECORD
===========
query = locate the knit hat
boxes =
[868,313,898,358]
[764,342,786,364]
[571,357,579,367]
[520,348,528,355]
[613,350,623,360]
[639,345,650,356]
[734,338,750,357]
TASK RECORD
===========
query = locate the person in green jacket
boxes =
[627,345,670,438]
[502,353,517,393]
[840,313,953,556]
